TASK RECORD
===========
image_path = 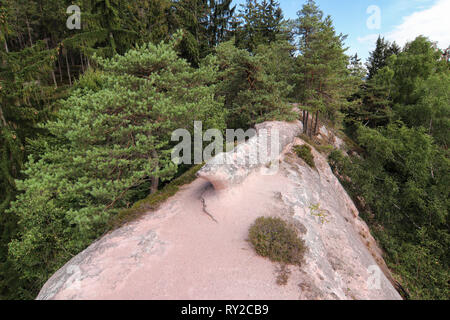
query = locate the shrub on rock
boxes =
[293,145,316,168]
[248,217,306,266]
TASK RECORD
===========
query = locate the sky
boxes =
[232,0,450,62]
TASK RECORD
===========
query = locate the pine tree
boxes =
[347,37,403,130]
[7,36,226,290]
[351,64,395,129]
[214,39,295,128]
[348,53,365,78]
[294,0,351,136]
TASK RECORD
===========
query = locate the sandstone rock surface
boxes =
[37,121,401,300]
[197,121,303,190]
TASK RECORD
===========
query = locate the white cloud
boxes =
[357,34,380,45]
[386,0,450,49]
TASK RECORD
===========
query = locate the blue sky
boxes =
[232,0,450,62]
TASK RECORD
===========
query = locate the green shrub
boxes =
[248,217,306,265]
[293,145,316,168]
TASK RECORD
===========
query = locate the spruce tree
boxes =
[167,0,209,65]
[366,36,400,80]
[0,39,59,299]
[234,0,286,52]
[206,0,236,48]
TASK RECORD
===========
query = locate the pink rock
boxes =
[37,122,401,300]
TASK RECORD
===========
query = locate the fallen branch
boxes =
[200,188,218,223]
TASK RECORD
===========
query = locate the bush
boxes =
[248,217,306,265]
[293,145,315,168]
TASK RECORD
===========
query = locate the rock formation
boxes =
[37,121,402,300]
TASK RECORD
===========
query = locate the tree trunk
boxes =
[83,42,91,69]
[26,17,33,46]
[18,34,25,49]
[150,176,159,194]
[45,39,58,88]
[314,111,319,136]
[309,113,313,138]
[51,67,58,88]
[65,52,72,86]
[150,150,159,194]
[1,30,9,53]
[304,111,309,135]
[302,110,306,131]
[80,52,85,73]
[0,105,7,127]
[57,53,63,83]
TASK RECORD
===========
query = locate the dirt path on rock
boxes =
[48,170,305,300]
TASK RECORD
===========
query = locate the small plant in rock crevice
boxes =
[293,145,316,169]
[309,203,330,225]
[275,263,292,286]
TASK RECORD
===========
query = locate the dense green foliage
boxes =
[329,124,449,299]
[234,0,288,52]
[6,37,226,293]
[397,72,449,147]
[214,39,295,128]
[248,217,306,265]
[0,39,63,300]
[0,0,237,299]
[334,36,449,300]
